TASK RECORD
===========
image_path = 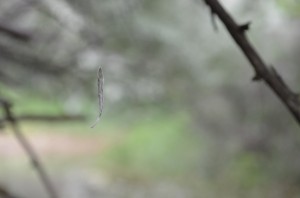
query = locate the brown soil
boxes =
[0,133,107,158]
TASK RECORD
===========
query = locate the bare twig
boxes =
[203,0,300,126]
[0,99,59,198]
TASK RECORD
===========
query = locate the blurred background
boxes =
[0,0,300,197]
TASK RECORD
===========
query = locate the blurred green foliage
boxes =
[228,154,267,189]
[0,85,63,115]
[100,113,202,180]
[276,0,300,16]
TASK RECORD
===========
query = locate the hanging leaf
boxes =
[91,66,104,128]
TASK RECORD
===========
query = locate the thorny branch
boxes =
[203,0,300,126]
[0,98,59,198]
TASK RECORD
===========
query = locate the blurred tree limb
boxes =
[203,0,300,126]
[0,43,68,75]
[0,185,21,198]
[0,0,102,88]
[0,23,31,42]
[0,98,59,198]
[0,114,85,125]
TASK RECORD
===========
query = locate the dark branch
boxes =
[17,114,86,122]
[203,0,300,126]
[0,98,60,198]
[0,115,86,128]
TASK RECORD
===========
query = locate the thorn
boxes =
[238,22,251,33]
[252,74,262,81]
[211,9,218,32]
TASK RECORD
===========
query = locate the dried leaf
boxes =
[91,66,104,128]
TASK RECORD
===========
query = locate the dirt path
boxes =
[0,133,108,158]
